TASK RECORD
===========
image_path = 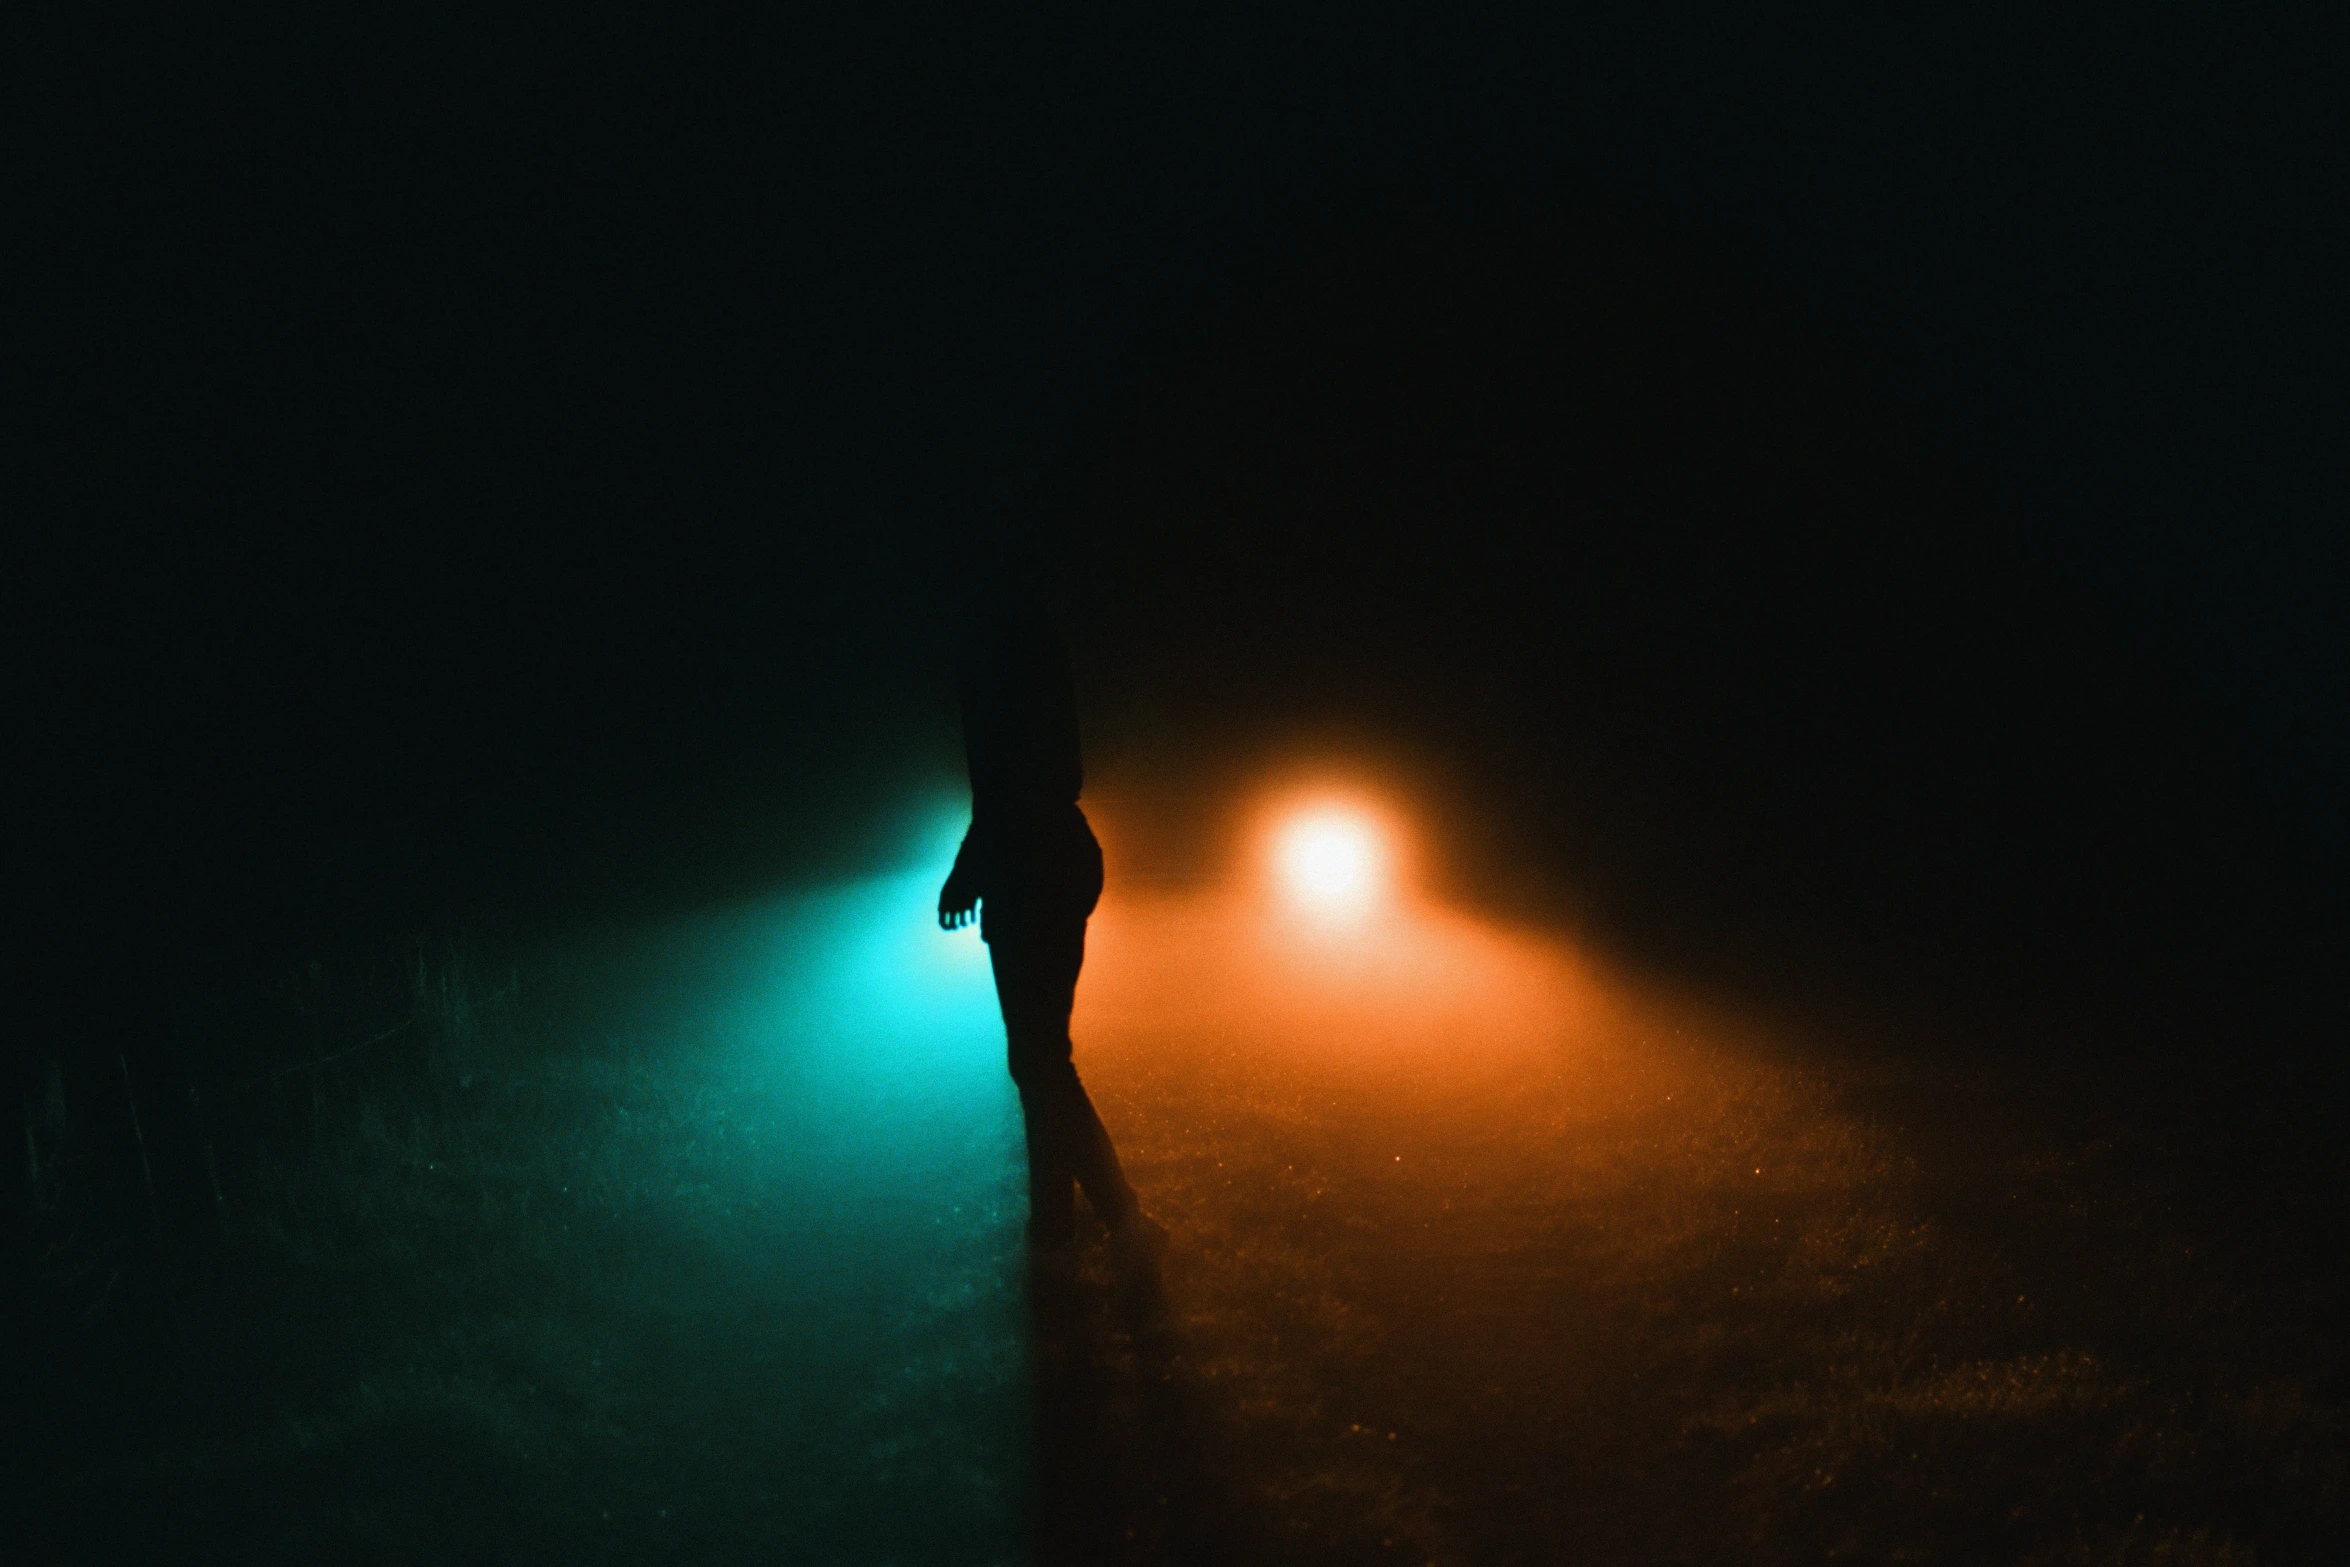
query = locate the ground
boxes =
[13,867,2345,1564]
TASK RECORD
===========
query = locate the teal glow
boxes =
[543,798,1029,1561]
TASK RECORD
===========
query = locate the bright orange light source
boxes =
[1274,805,1387,915]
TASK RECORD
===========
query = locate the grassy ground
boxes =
[13,888,2345,1564]
[1047,891,2348,1564]
[15,900,1031,1566]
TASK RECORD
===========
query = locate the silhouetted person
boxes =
[937,587,1166,1290]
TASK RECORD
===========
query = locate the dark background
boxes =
[16,9,2347,1076]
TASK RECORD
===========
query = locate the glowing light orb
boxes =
[1275,807,1387,913]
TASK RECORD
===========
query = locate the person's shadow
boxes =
[1027,1249,1269,1565]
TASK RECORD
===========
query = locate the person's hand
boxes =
[938,870,978,930]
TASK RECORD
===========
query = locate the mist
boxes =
[15,8,2348,1562]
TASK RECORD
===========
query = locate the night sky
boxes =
[20,8,2348,1063]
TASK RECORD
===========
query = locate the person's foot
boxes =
[1107,1211,1169,1290]
[1027,1231,1079,1277]
[1108,1211,1172,1335]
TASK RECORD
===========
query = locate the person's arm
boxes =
[938,820,983,929]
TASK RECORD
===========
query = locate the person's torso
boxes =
[977,804,1103,932]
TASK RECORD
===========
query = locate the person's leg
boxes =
[991,918,1135,1239]
[997,954,1076,1248]
[1059,1069,1135,1231]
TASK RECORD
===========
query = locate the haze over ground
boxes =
[12,7,2348,1562]
[16,788,2340,1561]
